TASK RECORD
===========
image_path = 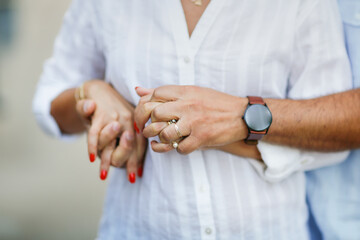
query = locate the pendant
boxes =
[191,0,202,6]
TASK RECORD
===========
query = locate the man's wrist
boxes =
[234,97,249,141]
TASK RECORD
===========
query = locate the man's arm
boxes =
[263,88,360,151]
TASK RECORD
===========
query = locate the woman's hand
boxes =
[134,85,249,154]
[75,80,146,182]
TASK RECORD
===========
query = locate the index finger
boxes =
[149,85,185,102]
[87,119,103,162]
[134,98,162,131]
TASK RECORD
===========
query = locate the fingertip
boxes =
[100,169,108,180]
[137,167,143,178]
[135,86,153,97]
[89,153,96,162]
[128,172,136,184]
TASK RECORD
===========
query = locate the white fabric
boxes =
[251,142,350,183]
[33,0,352,239]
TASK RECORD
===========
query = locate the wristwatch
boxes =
[242,96,272,145]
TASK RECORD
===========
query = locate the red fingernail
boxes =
[100,170,107,180]
[89,153,96,163]
[129,173,136,184]
[135,86,139,90]
[134,121,140,134]
[138,167,143,178]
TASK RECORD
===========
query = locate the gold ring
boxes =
[174,124,183,138]
[168,119,177,125]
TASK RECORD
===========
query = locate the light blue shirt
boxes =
[307,0,360,239]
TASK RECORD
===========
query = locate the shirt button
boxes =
[205,227,212,235]
[184,56,191,63]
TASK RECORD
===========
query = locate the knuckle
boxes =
[111,154,125,168]
[152,89,159,99]
[110,111,119,120]
[121,112,132,122]
[144,103,154,115]
[176,144,188,155]
[151,107,160,120]
[189,99,202,110]
[139,96,147,105]
[112,160,123,168]
[160,130,171,142]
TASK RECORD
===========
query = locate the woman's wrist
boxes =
[82,79,104,99]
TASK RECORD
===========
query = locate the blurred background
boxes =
[0,0,106,239]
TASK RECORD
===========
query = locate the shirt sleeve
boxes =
[251,0,353,182]
[32,0,105,140]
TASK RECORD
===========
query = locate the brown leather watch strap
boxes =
[245,130,267,145]
[247,96,265,105]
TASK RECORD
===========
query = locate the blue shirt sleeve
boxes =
[339,0,360,88]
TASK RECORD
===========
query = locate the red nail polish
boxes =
[89,153,96,162]
[100,170,107,180]
[138,167,143,178]
[135,86,139,90]
[129,173,136,184]
[134,121,140,134]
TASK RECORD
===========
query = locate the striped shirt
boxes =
[33,0,352,239]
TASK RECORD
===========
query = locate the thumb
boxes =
[76,99,96,118]
[135,86,154,97]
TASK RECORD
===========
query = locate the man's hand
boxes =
[134,85,249,154]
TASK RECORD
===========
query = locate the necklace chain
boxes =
[191,0,202,6]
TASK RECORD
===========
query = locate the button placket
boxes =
[188,152,216,240]
[166,2,218,237]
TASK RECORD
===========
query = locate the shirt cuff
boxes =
[249,141,350,183]
[32,82,81,141]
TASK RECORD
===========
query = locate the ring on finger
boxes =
[172,141,179,149]
[174,123,183,138]
[168,119,177,125]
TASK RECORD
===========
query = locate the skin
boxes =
[134,86,249,153]
[263,88,360,151]
[134,86,360,156]
[181,0,210,37]
[51,80,146,182]
[134,86,261,159]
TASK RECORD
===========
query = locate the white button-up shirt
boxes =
[33,0,352,239]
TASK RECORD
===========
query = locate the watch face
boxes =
[243,104,272,131]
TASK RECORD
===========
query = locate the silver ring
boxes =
[174,124,183,138]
